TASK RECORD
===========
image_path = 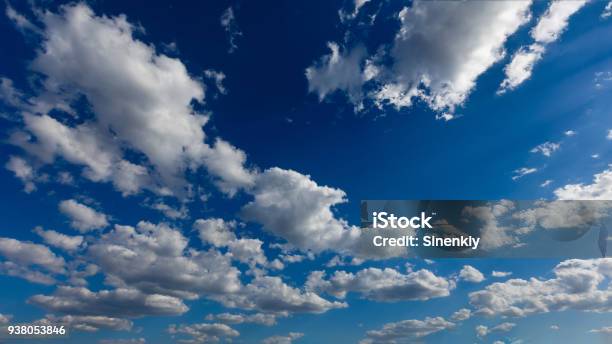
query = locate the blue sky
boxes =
[1,1,612,343]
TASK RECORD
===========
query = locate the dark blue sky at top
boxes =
[1,1,612,343]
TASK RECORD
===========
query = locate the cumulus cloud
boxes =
[242,167,412,260]
[530,141,560,157]
[451,308,472,322]
[308,1,532,115]
[34,227,84,252]
[499,0,588,92]
[565,130,577,136]
[459,265,485,283]
[476,322,516,338]
[499,44,544,92]
[0,237,65,284]
[306,267,453,302]
[59,199,109,232]
[306,42,368,108]
[0,76,26,109]
[5,156,40,193]
[492,271,513,278]
[386,0,531,112]
[205,312,279,326]
[554,166,612,199]
[194,218,278,271]
[8,3,252,197]
[262,332,304,344]
[241,167,360,254]
[87,221,241,300]
[469,258,612,317]
[194,218,237,247]
[360,316,455,343]
[37,314,132,332]
[168,322,239,343]
[29,286,188,318]
[513,200,611,233]
[214,275,347,314]
[462,201,526,250]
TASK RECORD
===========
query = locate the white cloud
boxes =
[37,314,132,332]
[541,179,553,187]
[492,271,513,278]
[554,166,612,199]
[435,112,456,122]
[607,129,612,140]
[0,77,25,108]
[565,130,577,136]
[499,0,588,92]
[306,42,368,109]
[462,201,525,250]
[228,238,272,270]
[450,308,472,322]
[339,0,371,22]
[5,4,38,33]
[34,227,84,252]
[603,2,612,19]
[5,156,39,193]
[29,286,188,318]
[204,69,227,95]
[205,312,279,326]
[469,258,612,317]
[531,0,588,44]
[149,201,188,220]
[99,339,146,344]
[306,267,453,302]
[551,325,560,330]
[380,1,532,112]
[308,1,532,115]
[360,316,455,343]
[9,3,253,197]
[194,218,237,247]
[476,322,516,338]
[530,141,560,157]
[241,168,410,259]
[0,237,65,275]
[241,167,360,254]
[194,218,278,271]
[168,322,239,343]
[262,332,304,344]
[590,326,612,334]
[214,275,347,314]
[0,313,12,324]
[88,222,241,300]
[59,199,109,232]
[512,167,537,181]
[499,44,544,92]
[459,265,485,283]
[513,200,611,232]
[221,7,241,53]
